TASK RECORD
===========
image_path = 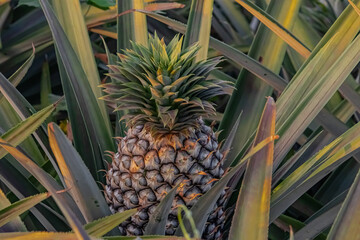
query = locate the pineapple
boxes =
[102,34,232,239]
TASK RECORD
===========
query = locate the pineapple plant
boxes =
[2,0,360,240]
[102,34,232,238]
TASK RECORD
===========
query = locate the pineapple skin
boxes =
[104,119,225,239]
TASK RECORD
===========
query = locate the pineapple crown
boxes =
[101,33,232,137]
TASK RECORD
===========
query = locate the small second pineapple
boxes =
[102,34,232,239]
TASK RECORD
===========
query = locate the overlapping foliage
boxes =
[0,0,360,239]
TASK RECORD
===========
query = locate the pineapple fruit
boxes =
[102,34,232,239]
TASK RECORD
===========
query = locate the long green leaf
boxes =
[338,82,360,114]
[222,112,242,168]
[84,209,136,237]
[276,0,360,122]
[117,0,147,50]
[0,106,45,169]
[184,0,214,61]
[0,101,55,159]
[134,9,358,148]
[247,0,360,162]
[0,70,61,182]
[48,122,114,224]
[51,0,110,130]
[219,0,302,161]
[0,158,62,231]
[229,97,276,240]
[275,215,327,240]
[0,188,26,232]
[0,138,90,239]
[0,2,10,47]
[4,47,35,99]
[289,29,360,204]
[235,0,310,58]
[0,193,49,228]
[39,0,115,182]
[293,191,348,239]
[0,46,34,105]
[271,120,360,222]
[274,30,360,169]
[219,0,302,165]
[294,204,341,240]
[0,232,98,240]
[314,159,358,203]
[40,59,52,110]
[214,0,253,44]
[272,132,320,186]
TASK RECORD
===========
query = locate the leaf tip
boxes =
[53,96,65,108]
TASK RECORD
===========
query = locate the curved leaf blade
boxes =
[293,204,341,240]
[51,0,110,131]
[0,139,89,239]
[0,70,62,183]
[39,0,115,183]
[48,122,114,223]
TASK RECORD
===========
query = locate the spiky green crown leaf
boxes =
[101,34,232,136]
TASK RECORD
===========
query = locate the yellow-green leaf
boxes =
[40,0,116,183]
[219,0,303,162]
[0,188,26,232]
[0,232,98,240]
[117,0,147,50]
[0,138,90,239]
[349,0,360,16]
[48,122,113,223]
[0,193,49,228]
[84,209,137,237]
[229,97,276,240]
[0,101,56,159]
[51,0,110,128]
[184,0,214,61]
[275,30,360,169]
[235,0,311,58]
[271,120,360,222]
